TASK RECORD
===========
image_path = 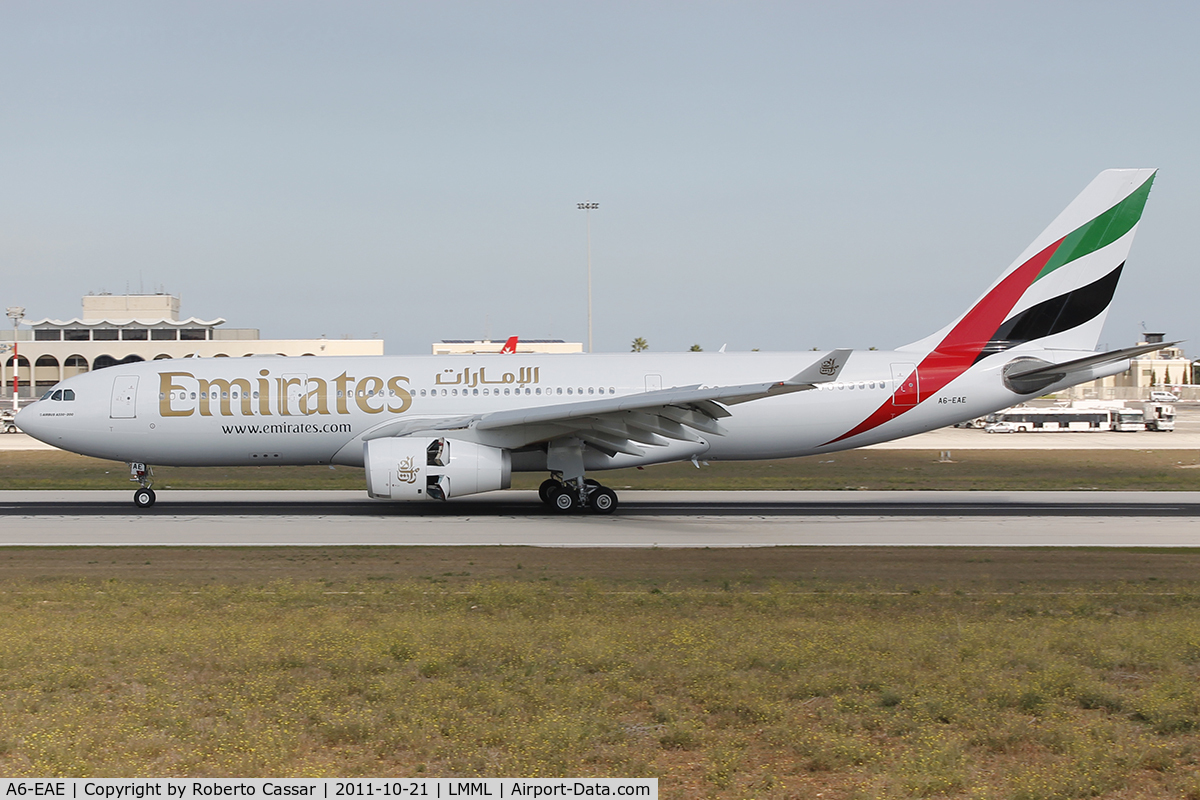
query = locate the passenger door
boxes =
[890,363,918,406]
[110,375,139,419]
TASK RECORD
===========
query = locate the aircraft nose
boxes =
[14,402,44,439]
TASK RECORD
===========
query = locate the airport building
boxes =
[432,339,583,355]
[2,293,383,401]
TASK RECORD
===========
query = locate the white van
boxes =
[1150,390,1178,402]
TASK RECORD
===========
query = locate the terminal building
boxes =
[2,293,383,401]
[432,339,582,355]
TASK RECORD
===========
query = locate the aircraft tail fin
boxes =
[499,336,519,354]
[900,168,1156,358]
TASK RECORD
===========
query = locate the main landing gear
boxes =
[538,476,619,515]
[130,462,157,508]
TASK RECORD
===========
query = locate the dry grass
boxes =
[5,448,1200,491]
[2,547,1200,798]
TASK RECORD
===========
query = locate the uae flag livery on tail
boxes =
[830,169,1156,444]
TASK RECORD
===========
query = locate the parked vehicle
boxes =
[1143,402,1176,431]
[985,407,1115,432]
[1113,408,1145,432]
[0,409,17,434]
[1150,390,1178,402]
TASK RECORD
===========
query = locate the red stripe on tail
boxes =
[826,237,1063,445]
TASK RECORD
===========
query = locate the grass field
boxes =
[2,547,1200,798]
[5,448,1200,491]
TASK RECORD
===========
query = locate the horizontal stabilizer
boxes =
[1004,341,1180,395]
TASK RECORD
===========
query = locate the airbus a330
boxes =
[18,169,1162,513]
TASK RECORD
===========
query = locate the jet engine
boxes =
[364,437,511,501]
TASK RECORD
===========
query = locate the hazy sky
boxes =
[3,1,1198,354]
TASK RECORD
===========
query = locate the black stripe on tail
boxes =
[972,263,1124,363]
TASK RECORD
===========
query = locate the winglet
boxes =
[786,349,851,386]
[499,336,519,354]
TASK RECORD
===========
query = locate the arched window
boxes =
[92,354,145,370]
[64,355,89,376]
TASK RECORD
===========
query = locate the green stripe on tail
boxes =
[1036,172,1156,281]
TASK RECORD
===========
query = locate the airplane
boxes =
[17,169,1163,514]
[499,336,519,354]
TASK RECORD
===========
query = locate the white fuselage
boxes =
[16,348,1087,471]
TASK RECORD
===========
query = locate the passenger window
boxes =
[588,387,594,395]
[420,389,426,397]
[610,387,615,394]
[557,388,563,395]
[504,388,510,395]
[567,388,573,395]
[483,388,489,396]
[63,389,75,401]
[536,388,542,395]
[473,388,479,396]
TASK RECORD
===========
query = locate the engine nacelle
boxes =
[364,437,511,501]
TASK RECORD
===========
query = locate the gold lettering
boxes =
[386,376,413,414]
[356,376,385,414]
[158,372,194,417]
[304,377,329,415]
[334,372,355,414]
[199,378,252,416]
[279,376,304,416]
[257,370,271,416]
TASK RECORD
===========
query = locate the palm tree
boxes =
[689,344,702,352]
[631,337,648,352]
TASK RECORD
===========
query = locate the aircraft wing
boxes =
[361,349,851,457]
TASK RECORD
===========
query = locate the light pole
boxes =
[577,202,599,352]
[7,307,25,411]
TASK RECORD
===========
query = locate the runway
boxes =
[2,490,1199,547]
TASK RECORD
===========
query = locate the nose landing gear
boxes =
[129,462,156,508]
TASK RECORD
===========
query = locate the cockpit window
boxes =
[50,390,63,401]
[63,389,75,401]
[41,390,55,401]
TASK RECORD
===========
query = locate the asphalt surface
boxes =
[2,491,1198,547]
[4,490,1200,518]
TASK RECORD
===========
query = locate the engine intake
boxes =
[364,437,511,501]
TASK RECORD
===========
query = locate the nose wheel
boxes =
[129,462,156,509]
[133,487,157,509]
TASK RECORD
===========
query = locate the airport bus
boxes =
[984,407,1116,433]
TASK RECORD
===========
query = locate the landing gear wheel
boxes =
[584,478,601,488]
[549,485,579,513]
[133,488,156,509]
[588,487,618,514]
[539,478,563,505]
